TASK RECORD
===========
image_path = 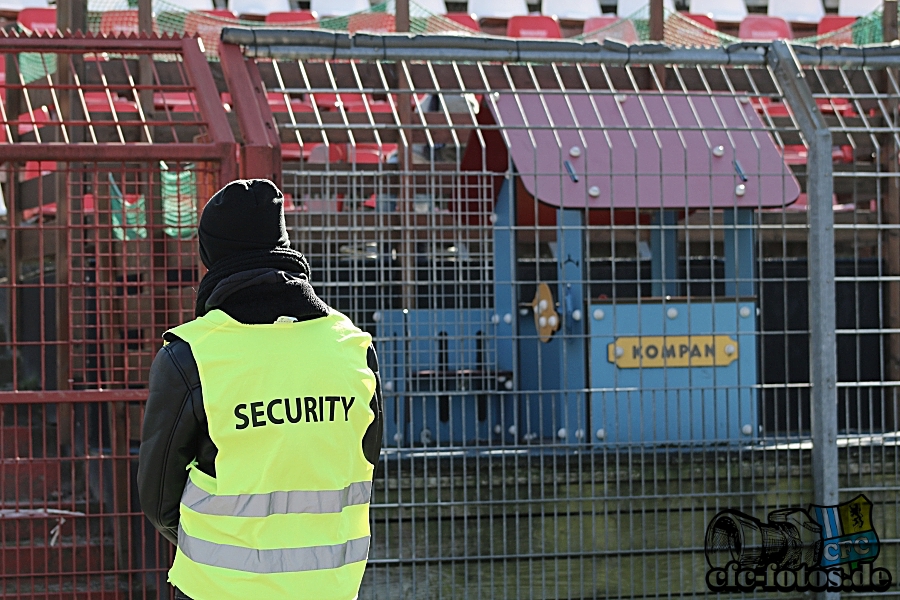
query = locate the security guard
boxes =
[138,180,383,600]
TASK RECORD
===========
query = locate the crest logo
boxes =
[704,495,892,593]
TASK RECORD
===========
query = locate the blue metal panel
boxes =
[589,302,758,445]
[557,208,587,444]
[724,209,756,298]
[651,211,678,297]
[378,309,506,446]
[492,179,520,442]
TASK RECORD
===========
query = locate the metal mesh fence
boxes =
[0,31,235,600]
[236,36,900,598]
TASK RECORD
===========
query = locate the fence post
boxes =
[768,40,839,598]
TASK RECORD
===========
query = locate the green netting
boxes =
[109,173,149,241]
[160,161,198,240]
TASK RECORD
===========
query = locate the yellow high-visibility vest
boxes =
[165,309,376,600]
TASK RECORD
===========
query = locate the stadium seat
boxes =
[583,16,638,42]
[99,10,146,36]
[229,0,290,16]
[183,9,239,44]
[310,0,369,18]
[442,12,480,30]
[542,0,601,20]
[17,7,57,34]
[688,0,745,22]
[838,0,880,17]
[617,0,674,18]
[308,143,347,164]
[347,12,395,33]
[682,13,717,30]
[738,15,793,40]
[768,0,824,24]
[468,0,529,20]
[506,15,561,38]
[583,15,618,32]
[817,14,855,44]
[265,10,318,24]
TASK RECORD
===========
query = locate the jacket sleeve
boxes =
[362,344,384,469]
[138,338,203,546]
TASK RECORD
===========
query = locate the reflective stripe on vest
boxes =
[181,478,372,518]
[178,527,370,574]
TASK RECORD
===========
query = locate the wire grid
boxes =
[256,53,900,598]
[1,396,166,599]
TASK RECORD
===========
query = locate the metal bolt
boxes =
[505,313,515,323]
[504,380,513,390]
[489,213,498,224]
[712,145,725,157]
[393,432,403,443]
[383,381,394,392]
[667,307,678,319]
[548,315,559,328]
[615,94,628,103]
[588,186,601,198]
[569,146,582,158]
[575,429,585,440]
[508,425,517,436]
[735,184,746,197]
[538,299,548,312]
[741,424,753,436]
[571,309,582,321]
[557,428,567,439]
[372,311,382,322]
[593,308,605,321]
[539,316,547,328]
[494,424,502,434]
[595,428,606,440]
[725,344,736,356]
[740,306,752,318]
[491,314,500,324]
[615,346,624,358]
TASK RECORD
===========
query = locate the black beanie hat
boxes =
[198,179,290,268]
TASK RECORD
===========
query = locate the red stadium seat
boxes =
[347,13,395,33]
[817,15,855,44]
[265,10,318,24]
[184,10,239,43]
[17,7,57,34]
[583,17,638,43]
[506,15,561,38]
[583,15,619,33]
[307,143,346,164]
[682,13,717,30]
[738,15,793,40]
[99,10,148,36]
[442,12,480,31]
[266,92,315,113]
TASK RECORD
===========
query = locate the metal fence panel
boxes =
[231,35,900,599]
[0,32,236,599]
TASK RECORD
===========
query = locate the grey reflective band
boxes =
[178,528,370,574]
[181,479,372,518]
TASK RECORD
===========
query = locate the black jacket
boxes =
[137,270,383,545]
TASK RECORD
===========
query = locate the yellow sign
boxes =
[607,335,739,369]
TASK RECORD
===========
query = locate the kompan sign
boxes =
[704,495,892,593]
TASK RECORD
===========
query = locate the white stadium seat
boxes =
[542,0,602,20]
[768,0,824,23]
[689,0,747,22]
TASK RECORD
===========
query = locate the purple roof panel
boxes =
[490,92,800,210]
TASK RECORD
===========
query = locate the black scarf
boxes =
[195,247,311,318]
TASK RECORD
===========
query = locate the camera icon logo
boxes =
[704,494,892,593]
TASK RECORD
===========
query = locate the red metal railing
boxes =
[0,31,239,599]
